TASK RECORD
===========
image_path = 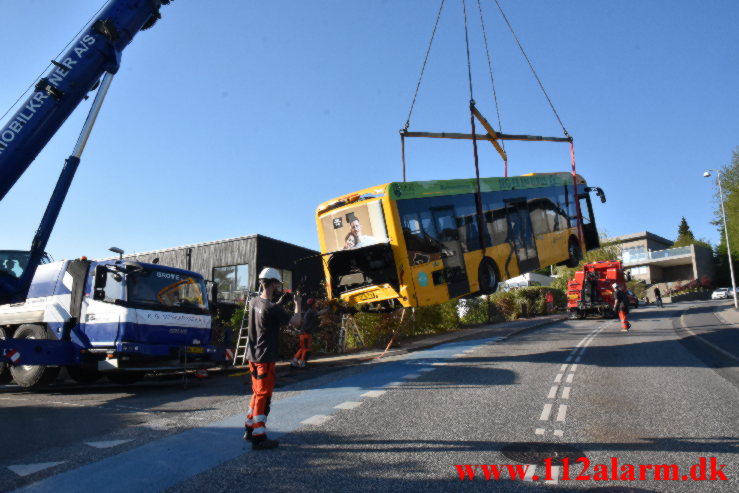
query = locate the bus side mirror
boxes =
[587,187,607,203]
[93,266,107,300]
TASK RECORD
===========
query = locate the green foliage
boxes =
[626,280,646,299]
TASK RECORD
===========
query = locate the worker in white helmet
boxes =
[244,267,302,450]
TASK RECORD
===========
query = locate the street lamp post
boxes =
[704,169,738,309]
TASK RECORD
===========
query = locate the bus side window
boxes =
[486,208,508,246]
[528,198,550,237]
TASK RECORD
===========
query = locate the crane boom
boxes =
[0,0,167,202]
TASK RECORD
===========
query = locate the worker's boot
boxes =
[243,425,253,441]
[252,435,279,450]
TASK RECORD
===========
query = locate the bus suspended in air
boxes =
[315,172,605,310]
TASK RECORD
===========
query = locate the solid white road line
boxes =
[452,353,465,358]
[547,385,558,399]
[360,390,386,398]
[556,405,567,422]
[8,462,66,477]
[334,401,362,410]
[561,387,571,399]
[431,362,448,366]
[540,403,553,421]
[301,415,331,426]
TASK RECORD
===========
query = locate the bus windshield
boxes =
[319,200,389,252]
[126,268,208,314]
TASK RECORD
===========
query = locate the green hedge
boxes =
[217,287,565,356]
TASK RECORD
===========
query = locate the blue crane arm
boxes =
[0,0,167,202]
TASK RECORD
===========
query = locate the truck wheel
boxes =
[107,371,145,385]
[9,324,61,389]
[564,238,583,268]
[478,258,499,294]
[67,366,102,384]
[0,327,12,385]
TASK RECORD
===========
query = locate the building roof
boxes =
[111,234,318,260]
[602,231,673,247]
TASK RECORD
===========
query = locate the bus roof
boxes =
[316,172,587,214]
[388,172,586,200]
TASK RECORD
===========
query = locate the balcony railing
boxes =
[623,246,691,266]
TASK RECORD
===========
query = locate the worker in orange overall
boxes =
[612,283,631,332]
[244,268,302,450]
[291,298,319,369]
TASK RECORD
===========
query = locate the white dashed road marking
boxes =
[561,387,571,399]
[8,462,66,477]
[361,390,385,398]
[547,385,558,399]
[556,404,567,422]
[84,440,132,449]
[334,401,362,410]
[540,403,553,421]
[301,415,331,426]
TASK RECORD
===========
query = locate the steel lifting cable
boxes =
[476,0,508,176]
[492,0,569,139]
[401,0,446,182]
[461,0,486,255]
[0,1,109,123]
[491,0,584,244]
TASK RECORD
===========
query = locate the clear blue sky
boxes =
[1,0,737,261]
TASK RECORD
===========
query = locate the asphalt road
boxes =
[2,301,738,492]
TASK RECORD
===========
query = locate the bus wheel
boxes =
[478,258,499,294]
[565,238,582,268]
[0,327,12,385]
[9,324,61,389]
[67,366,102,384]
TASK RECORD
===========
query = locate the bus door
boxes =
[579,194,600,251]
[505,200,540,274]
[432,207,470,298]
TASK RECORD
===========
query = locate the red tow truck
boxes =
[567,261,637,319]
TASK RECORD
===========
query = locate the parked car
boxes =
[626,290,639,308]
[711,287,731,300]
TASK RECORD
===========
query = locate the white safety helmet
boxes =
[612,283,619,290]
[258,267,282,283]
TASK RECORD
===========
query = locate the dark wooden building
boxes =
[122,235,323,304]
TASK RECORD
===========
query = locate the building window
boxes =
[263,267,293,291]
[213,264,250,303]
[622,245,646,263]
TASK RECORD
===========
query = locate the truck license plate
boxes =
[187,346,205,354]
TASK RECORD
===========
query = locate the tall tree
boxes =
[674,217,696,247]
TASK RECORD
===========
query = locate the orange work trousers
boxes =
[294,333,312,362]
[246,361,276,437]
[618,310,630,330]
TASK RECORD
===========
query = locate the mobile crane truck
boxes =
[0,0,227,388]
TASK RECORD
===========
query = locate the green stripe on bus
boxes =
[388,174,571,200]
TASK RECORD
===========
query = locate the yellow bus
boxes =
[315,172,605,309]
